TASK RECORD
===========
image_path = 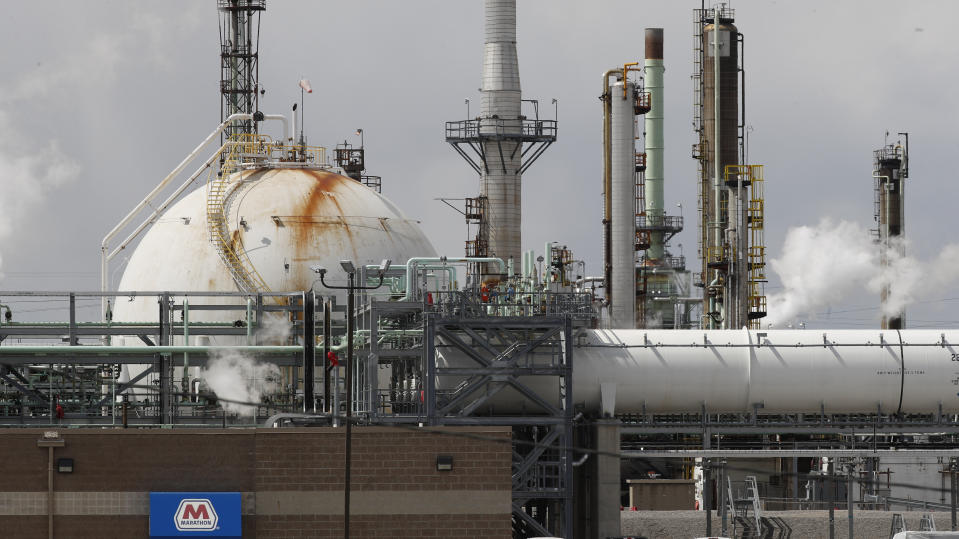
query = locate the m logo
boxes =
[174,498,219,531]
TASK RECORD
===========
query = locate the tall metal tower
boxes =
[218,0,265,142]
[446,0,556,276]
[873,133,909,329]
[635,28,693,329]
[692,5,766,329]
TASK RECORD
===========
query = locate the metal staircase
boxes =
[206,135,272,293]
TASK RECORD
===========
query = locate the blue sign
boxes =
[149,492,241,537]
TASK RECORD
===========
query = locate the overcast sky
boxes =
[1,1,957,329]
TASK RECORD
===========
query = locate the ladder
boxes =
[206,135,272,294]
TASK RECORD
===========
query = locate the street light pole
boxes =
[314,259,391,539]
[344,270,354,539]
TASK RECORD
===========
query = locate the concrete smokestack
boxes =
[480,0,523,269]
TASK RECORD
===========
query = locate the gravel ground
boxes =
[621,509,948,538]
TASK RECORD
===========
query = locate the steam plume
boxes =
[0,112,79,279]
[199,315,291,416]
[765,218,959,327]
[201,352,281,416]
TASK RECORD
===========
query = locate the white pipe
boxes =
[438,329,959,414]
[100,113,288,317]
[263,114,290,143]
[108,146,225,262]
[102,113,250,255]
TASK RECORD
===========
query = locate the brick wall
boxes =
[0,427,512,538]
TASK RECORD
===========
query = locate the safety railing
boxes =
[425,290,591,320]
[635,214,684,231]
[445,118,558,141]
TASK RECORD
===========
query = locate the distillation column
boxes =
[479,0,523,268]
[699,9,744,328]
[610,79,637,328]
[874,138,909,329]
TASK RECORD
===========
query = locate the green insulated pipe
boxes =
[644,28,665,260]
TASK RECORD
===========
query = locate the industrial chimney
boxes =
[446,0,556,277]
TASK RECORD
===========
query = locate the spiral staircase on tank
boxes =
[206,135,272,294]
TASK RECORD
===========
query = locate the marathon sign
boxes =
[149,492,241,537]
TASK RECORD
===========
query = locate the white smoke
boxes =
[0,111,80,279]
[199,316,291,416]
[0,7,204,280]
[765,218,959,327]
[201,352,281,416]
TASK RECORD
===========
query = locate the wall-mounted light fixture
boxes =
[436,455,454,472]
[57,458,74,473]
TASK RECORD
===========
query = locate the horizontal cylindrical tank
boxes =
[439,329,959,415]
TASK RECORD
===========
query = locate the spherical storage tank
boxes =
[113,167,436,322]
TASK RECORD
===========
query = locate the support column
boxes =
[592,419,621,539]
[158,293,172,424]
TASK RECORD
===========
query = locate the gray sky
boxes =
[1,1,957,329]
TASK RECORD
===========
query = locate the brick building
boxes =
[0,427,512,538]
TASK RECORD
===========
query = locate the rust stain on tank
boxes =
[301,170,351,217]
[291,170,358,257]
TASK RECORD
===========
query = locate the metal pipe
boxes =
[363,265,455,297]
[246,298,254,345]
[262,114,290,142]
[107,146,224,262]
[710,11,723,329]
[100,112,289,317]
[404,257,505,301]
[0,345,301,355]
[438,328,959,414]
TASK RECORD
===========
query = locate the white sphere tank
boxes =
[113,167,436,323]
